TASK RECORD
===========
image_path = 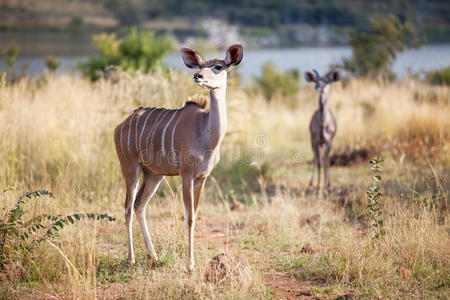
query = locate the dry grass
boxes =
[0,70,448,299]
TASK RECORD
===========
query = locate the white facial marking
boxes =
[138,108,155,154]
[161,109,179,157]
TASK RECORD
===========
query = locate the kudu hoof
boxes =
[187,262,196,273]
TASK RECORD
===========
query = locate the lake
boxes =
[1,36,449,81]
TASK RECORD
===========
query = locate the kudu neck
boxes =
[319,86,330,115]
[206,85,227,149]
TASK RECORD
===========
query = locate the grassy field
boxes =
[0,70,448,299]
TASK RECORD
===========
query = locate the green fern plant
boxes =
[367,156,386,239]
[0,189,115,271]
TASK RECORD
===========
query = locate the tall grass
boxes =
[0,70,448,298]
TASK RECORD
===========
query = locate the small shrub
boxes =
[45,56,60,73]
[80,27,174,81]
[0,189,115,280]
[1,42,19,67]
[254,62,299,101]
[367,156,385,239]
[426,66,450,86]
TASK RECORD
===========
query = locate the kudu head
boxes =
[181,44,243,90]
[304,69,340,94]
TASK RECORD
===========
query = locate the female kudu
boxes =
[305,69,340,193]
[114,45,243,271]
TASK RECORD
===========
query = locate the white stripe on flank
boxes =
[119,114,132,155]
[134,111,142,153]
[127,112,137,153]
[119,121,125,155]
[145,109,167,158]
[149,110,170,147]
[160,109,179,157]
[170,108,185,162]
[138,108,156,154]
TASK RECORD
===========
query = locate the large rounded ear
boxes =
[304,71,317,82]
[181,46,204,69]
[326,70,340,82]
[225,44,243,68]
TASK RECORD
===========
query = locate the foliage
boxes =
[254,62,299,101]
[80,27,174,81]
[341,15,422,79]
[367,156,385,239]
[45,56,60,72]
[1,42,20,67]
[0,189,115,276]
[426,66,450,86]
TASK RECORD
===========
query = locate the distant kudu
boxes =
[114,45,243,272]
[305,69,340,193]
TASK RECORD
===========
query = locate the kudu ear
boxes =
[225,44,243,68]
[326,70,340,82]
[181,47,205,69]
[304,71,317,82]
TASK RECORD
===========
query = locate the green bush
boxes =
[80,27,174,81]
[426,66,450,86]
[254,62,299,101]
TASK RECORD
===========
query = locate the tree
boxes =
[341,14,422,79]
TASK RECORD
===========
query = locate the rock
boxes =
[204,252,252,286]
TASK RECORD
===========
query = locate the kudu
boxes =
[114,44,243,271]
[305,69,340,193]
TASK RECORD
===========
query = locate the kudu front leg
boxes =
[323,143,332,194]
[193,177,206,216]
[182,175,196,272]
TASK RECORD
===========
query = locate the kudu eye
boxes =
[214,65,222,71]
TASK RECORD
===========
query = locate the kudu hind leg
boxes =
[134,170,164,260]
[122,164,141,264]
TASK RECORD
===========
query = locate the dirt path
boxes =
[195,214,361,299]
[195,215,318,299]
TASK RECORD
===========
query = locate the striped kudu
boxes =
[305,70,340,193]
[114,44,243,272]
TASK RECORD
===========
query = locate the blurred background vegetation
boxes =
[0,0,449,44]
